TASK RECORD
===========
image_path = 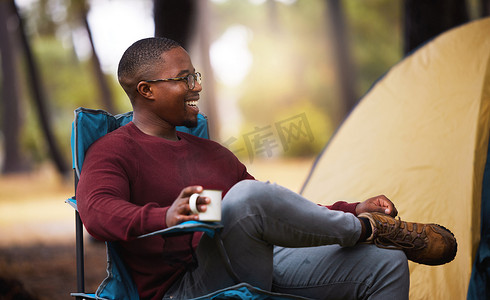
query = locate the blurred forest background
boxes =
[0,0,489,299]
[1,0,487,176]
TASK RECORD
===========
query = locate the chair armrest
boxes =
[65,199,221,238]
[137,221,223,239]
[66,197,78,210]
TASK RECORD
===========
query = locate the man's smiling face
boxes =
[145,47,202,128]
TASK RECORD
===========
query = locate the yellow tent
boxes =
[301,17,490,299]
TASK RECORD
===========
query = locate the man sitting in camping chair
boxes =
[77,37,457,300]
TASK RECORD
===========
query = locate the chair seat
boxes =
[194,282,311,300]
[70,293,104,299]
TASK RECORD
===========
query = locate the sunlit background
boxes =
[3,0,405,170]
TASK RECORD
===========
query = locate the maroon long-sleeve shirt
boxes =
[77,122,358,300]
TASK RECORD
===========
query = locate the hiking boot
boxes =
[358,212,457,266]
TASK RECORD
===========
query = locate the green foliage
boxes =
[344,0,403,94]
[5,0,130,170]
[20,36,124,164]
[7,0,404,168]
[213,0,402,158]
[228,100,331,163]
[21,106,47,163]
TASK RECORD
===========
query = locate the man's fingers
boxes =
[186,201,209,214]
[390,207,398,217]
[175,214,199,224]
[381,202,397,217]
[384,207,392,215]
[180,185,203,198]
[197,196,210,205]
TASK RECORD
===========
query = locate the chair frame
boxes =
[67,107,309,300]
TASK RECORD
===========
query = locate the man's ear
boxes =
[136,81,155,100]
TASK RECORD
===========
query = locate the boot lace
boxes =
[373,216,426,250]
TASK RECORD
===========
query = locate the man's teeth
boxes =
[187,101,198,107]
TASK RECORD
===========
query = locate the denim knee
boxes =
[221,180,276,223]
[374,248,410,287]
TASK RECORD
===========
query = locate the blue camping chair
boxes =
[66,107,309,300]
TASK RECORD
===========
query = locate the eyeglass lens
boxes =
[187,73,202,90]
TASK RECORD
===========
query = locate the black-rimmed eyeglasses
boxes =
[142,72,202,90]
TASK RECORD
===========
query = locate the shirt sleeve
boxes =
[324,201,359,215]
[76,137,168,242]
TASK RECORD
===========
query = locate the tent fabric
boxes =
[300,18,490,299]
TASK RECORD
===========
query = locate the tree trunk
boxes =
[0,0,28,174]
[13,1,69,175]
[79,2,115,113]
[153,0,197,50]
[195,0,219,139]
[482,0,490,16]
[324,0,358,122]
[403,0,469,55]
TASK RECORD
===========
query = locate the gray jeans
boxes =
[164,180,409,299]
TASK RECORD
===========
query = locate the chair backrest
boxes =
[70,107,209,300]
[71,107,209,179]
[69,108,306,300]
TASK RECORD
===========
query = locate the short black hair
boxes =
[117,37,181,99]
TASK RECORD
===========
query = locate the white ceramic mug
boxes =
[189,189,222,222]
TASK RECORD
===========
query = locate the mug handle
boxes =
[189,193,200,215]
